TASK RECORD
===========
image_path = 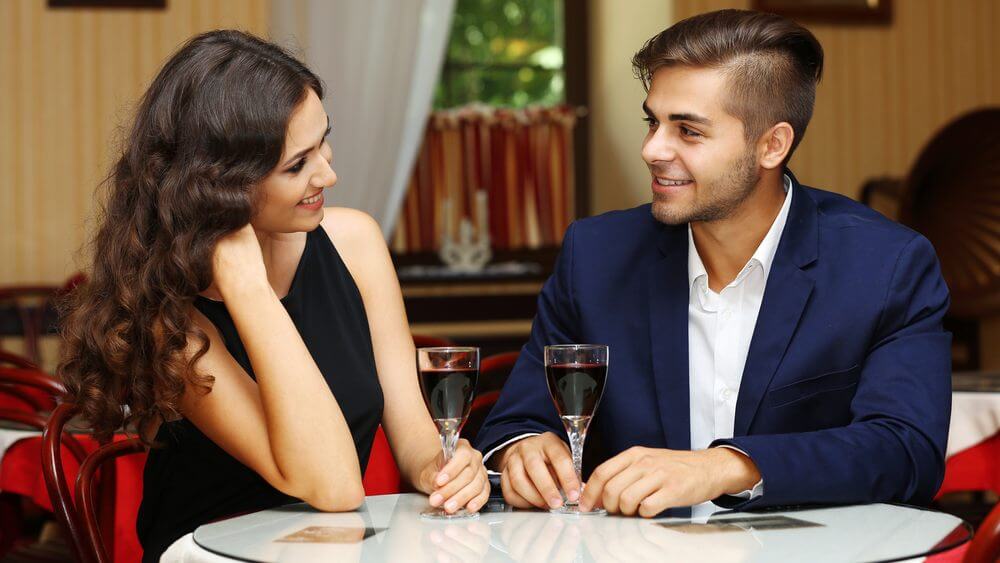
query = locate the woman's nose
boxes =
[314,157,337,188]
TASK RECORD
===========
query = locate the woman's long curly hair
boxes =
[58,30,323,444]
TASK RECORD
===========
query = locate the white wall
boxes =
[588,0,675,215]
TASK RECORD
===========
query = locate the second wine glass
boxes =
[545,344,609,516]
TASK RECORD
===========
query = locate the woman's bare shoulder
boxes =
[319,207,397,299]
[320,207,388,273]
[320,207,383,249]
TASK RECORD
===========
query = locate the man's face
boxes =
[642,66,761,225]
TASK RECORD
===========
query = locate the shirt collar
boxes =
[687,174,794,291]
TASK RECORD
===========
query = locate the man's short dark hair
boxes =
[633,9,823,160]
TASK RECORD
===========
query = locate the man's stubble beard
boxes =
[651,146,760,226]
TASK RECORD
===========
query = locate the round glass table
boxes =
[186,493,971,562]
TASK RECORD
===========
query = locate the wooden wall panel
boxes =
[0,0,270,284]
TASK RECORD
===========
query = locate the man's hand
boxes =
[496,432,582,510]
[579,447,761,516]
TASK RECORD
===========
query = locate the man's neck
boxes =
[691,172,786,293]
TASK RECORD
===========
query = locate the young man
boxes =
[474,9,951,516]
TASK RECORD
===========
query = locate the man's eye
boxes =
[680,126,702,138]
[643,117,658,128]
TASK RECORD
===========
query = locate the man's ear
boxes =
[757,122,794,170]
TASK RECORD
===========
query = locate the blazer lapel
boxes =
[734,174,819,436]
[648,225,691,451]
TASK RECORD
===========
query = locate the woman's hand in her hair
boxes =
[212,224,270,298]
[420,439,491,514]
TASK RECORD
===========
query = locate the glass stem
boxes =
[569,430,585,483]
[562,416,590,505]
[437,419,461,465]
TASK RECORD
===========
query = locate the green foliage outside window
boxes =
[434,0,565,109]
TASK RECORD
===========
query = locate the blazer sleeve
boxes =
[712,234,952,509]
[473,222,582,454]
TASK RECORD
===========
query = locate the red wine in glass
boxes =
[544,344,609,516]
[419,367,477,421]
[416,347,479,520]
[545,363,608,418]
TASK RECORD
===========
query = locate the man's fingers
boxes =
[579,452,634,511]
[598,466,645,515]
[523,452,564,508]
[544,441,581,501]
[637,486,680,518]
[500,469,533,509]
[507,455,548,508]
[618,474,662,516]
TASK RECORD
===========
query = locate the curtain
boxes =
[392,105,580,254]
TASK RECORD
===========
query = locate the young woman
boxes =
[58,30,488,561]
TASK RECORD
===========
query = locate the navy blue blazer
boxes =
[475,172,952,509]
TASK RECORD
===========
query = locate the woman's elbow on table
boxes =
[301,484,365,512]
[262,457,366,512]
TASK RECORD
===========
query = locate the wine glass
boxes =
[544,344,609,516]
[417,346,479,520]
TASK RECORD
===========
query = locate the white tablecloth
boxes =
[946,392,1000,457]
[162,535,232,563]
[0,427,41,463]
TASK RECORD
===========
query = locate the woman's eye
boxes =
[680,125,702,138]
[288,157,306,174]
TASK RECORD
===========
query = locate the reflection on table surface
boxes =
[192,493,970,563]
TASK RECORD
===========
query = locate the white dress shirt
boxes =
[689,174,792,501]
[485,176,794,505]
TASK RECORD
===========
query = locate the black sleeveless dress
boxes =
[136,226,384,562]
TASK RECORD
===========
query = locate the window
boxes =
[434,0,565,109]
[391,0,589,260]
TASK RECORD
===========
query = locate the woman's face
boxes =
[252,88,336,234]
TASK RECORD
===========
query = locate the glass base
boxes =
[550,504,606,516]
[421,508,480,520]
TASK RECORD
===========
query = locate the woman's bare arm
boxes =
[179,224,364,512]
[324,208,490,513]
[321,209,441,484]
